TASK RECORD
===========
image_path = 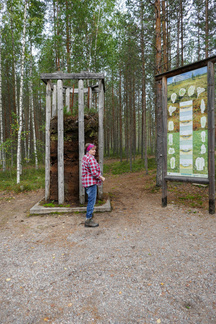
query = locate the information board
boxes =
[167,66,208,178]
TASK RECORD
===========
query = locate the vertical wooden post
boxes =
[98,80,104,199]
[45,80,51,201]
[207,61,215,214]
[52,84,57,117]
[78,79,85,204]
[156,79,163,186]
[57,79,64,205]
[162,76,167,207]
[66,87,70,113]
[89,87,92,110]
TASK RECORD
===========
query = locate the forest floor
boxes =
[0,164,216,324]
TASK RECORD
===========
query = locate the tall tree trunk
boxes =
[197,3,201,60]
[94,0,101,70]
[155,0,162,186]
[180,0,183,65]
[155,0,162,75]
[119,68,123,161]
[140,2,148,173]
[29,44,38,169]
[0,28,6,171]
[176,5,180,67]
[162,0,168,72]
[17,0,27,184]
[124,75,129,161]
[129,77,133,171]
[66,0,71,73]
[133,74,136,161]
[205,0,208,58]
[9,4,18,118]
[166,1,171,70]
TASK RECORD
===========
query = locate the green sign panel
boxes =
[167,66,208,178]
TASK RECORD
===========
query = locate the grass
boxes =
[104,157,156,175]
[0,165,45,193]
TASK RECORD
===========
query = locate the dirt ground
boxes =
[0,170,216,323]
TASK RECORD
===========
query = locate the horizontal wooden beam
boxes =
[155,55,216,81]
[63,87,99,94]
[41,72,105,82]
[165,176,209,184]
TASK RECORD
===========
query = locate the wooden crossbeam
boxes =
[41,72,104,82]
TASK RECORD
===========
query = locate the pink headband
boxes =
[86,144,95,152]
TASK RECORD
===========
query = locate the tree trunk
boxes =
[29,44,38,169]
[133,74,136,161]
[66,0,71,73]
[155,0,162,186]
[140,2,148,173]
[180,0,183,66]
[119,68,123,161]
[205,0,208,58]
[176,3,180,67]
[162,0,168,72]
[0,28,6,171]
[17,0,27,184]
[155,0,162,75]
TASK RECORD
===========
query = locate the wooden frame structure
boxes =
[155,56,216,214]
[41,72,105,205]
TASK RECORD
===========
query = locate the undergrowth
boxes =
[103,157,156,175]
[0,166,45,193]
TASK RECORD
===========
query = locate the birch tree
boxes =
[17,0,28,184]
[29,44,38,169]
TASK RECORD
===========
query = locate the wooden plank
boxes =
[52,84,57,117]
[89,87,92,109]
[66,87,70,113]
[207,61,215,214]
[45,81,51,201]
[41,72,104,81]
[98,80,104,199]
[162,76,167,207]
[57,80,64,205]
[78,80,85,204]
[63,87,99,94]
[165,176,209,184]
[155,55,216,81]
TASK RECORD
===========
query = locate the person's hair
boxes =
[85,143,96,153]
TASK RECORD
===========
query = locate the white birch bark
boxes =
[9,6,18,118]
[17,0,27,184]
[29,44,38,169]
[27,99,31,162]
[0,27,6,171]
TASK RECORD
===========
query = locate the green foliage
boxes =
[0,166,45,193]
[104,157,156,175]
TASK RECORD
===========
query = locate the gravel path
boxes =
[0,173,216,324]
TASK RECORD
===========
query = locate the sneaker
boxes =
[85,218,99,228]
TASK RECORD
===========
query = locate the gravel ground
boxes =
[0,172,216,324]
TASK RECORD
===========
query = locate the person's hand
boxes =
[100,176,105,182]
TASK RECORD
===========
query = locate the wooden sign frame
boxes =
[155,56,216,214]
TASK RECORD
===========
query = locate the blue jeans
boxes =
[85,185,97,219]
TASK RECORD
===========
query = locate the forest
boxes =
[0,0,215,182]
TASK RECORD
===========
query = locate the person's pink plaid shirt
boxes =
[82,154,102,187]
